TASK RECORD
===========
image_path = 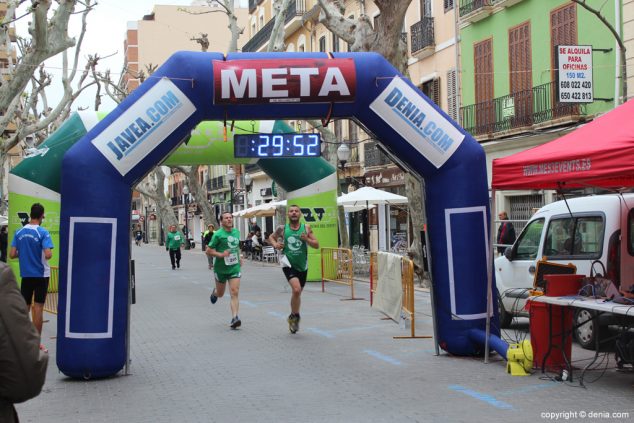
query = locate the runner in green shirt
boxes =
[206,212,243,329]
[269,204,319,334]
[165,225,185,269]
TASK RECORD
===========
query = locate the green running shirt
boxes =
[210,228,241,275]
[282,223,308,271]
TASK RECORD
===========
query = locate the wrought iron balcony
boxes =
[493,0,524,8]
[242,0,305,52]
[459,81,586,138]
[364,142,391,167]
[459,0,493,22]
[410,17,434,57]
[206,175,227,191]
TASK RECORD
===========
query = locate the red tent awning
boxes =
[492,100,634,190]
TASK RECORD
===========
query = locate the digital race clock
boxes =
[234,133,321,158]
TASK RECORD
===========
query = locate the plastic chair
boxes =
[262,246,277,263]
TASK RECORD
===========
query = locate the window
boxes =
[332,33,340,52]
[545,216,604,258]
[515,218,544,260]
[509,21,532,121]
[373,14,381,30]
[420,0,431,18]
[446,69,457,120]
[444,0,454,12]
[420,78,440,106]
[474,38,494,131]
[319,35,326,52]
[347,120,358,142]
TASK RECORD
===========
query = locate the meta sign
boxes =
[213,58,356,104]
[557,45,593,103]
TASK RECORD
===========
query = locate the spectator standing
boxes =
[0,263,48,422]
[203,224,215,269]
[269,205,319,334]
[165,225,185,269]
[251,230,263,260]
[207,212,243,329]
[9,203,54,348]
[497,211,516,254]
[0,226,7,262]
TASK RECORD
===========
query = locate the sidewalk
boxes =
[16,245,633,422]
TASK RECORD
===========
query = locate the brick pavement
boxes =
[16,245,633,422]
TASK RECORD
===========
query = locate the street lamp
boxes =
[337,143,351,192]
[144,205,149,243]
[226,166,236,213]
[183,184,190,250]
[243,172,253,233]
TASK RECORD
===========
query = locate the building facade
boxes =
[459,0,621,224]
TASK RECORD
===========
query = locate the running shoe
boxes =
[210,289,218,304]
[287,314,300,334]
[230,316,241,329]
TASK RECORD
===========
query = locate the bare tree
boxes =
[0,0,98,213]
[318,0,410,73]
[190,33,210,52]
[179,0,244,53]
[315,1,428,285]
[571,0,627,104]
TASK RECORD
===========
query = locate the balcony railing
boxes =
[459,81,586,137]
[206,175,226,191]
[364,142,391,167]
[410,17,434,55]
[459,0,493,15]
[242,0,305,52]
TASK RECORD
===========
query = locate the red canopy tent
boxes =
[492,100,634,190]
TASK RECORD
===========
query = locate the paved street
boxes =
[17,245,633,423]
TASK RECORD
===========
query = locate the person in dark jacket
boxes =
[497,211,516,254]
[203,224,215,269]
[0,263,48,422]
[0,226,7,262]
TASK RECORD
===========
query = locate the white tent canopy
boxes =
[233,200,287,218]
[337,186,408,208]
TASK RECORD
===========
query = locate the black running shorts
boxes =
[21,277,49,305]
[282,267,308,288]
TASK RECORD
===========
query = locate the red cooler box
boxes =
[543,274,584,296]
[529,300,574,372]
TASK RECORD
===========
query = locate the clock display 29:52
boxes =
[234,133,321,158]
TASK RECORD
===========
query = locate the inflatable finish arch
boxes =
[58,52,499,378]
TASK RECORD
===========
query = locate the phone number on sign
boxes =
[541,411,630,420]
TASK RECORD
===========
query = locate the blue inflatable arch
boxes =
[58,52,499,378]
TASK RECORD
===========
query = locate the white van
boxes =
[495,193,634,348]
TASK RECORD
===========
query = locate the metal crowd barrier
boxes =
[370,253,430,340]
[321,248,363,300]
[44,266,58,314]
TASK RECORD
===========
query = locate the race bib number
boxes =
[224,253,238,266]
[174,235,181,241]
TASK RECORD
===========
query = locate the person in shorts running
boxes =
[207,212,243,329]
[9,203,54,351]
[269,204,319,334]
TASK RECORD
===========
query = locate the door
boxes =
[474,38,494,134]
[509,21,532,128]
